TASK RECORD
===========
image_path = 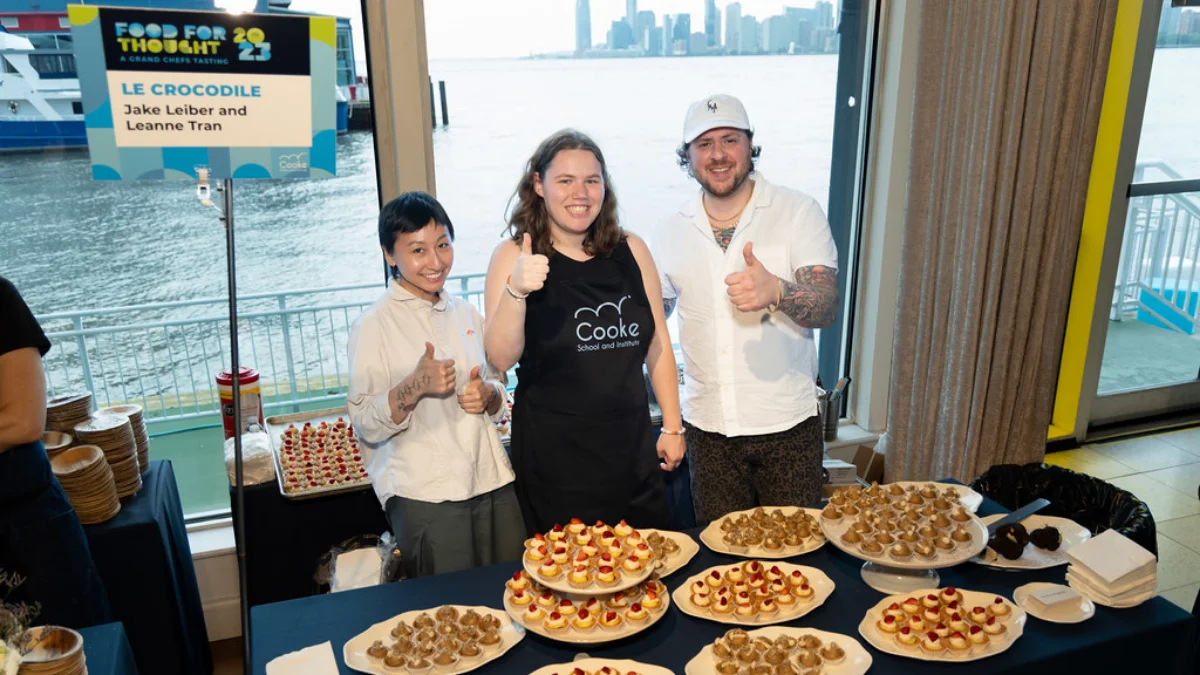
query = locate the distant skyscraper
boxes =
[673,13,691,44]
[704,0,719,46]
[815,1,834,29]
[690,31,708,56]
[626,0,638,34]
[725,3,741,54]
[610,19,635,50]
[762,15,790,53]
[663,14,675,54]
[795,19,813,52]
[644,25,664,56]
[739,14,758,55]
[636,10,656,50]
[575,0,591,53]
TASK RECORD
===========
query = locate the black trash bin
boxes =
[969,463,1158,556]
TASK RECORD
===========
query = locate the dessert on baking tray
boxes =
[278,417,370,493]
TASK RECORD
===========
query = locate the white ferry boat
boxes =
[0,29,85,152]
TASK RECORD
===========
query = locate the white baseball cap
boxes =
[682,94,752,144]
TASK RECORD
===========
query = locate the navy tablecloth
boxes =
[84,460,212,675]
[80,622,139,675]
[250,494,1197,674]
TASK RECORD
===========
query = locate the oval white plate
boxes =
[821,511,988,569]
[1013,583,1095,623]
[642,528,700,579]
[974,515,1091,569]
[856,587,1026,662]
[343,605,523,675]
[671,562,835,626]
[531,658,674,675]
[684,626,872,675]
[888,482,984,512]
[504,587,670,644]
[698,507,828,559]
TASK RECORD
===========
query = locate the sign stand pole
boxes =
[210,176,252,673]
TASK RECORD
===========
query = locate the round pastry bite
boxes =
[874,530,896,546]
[939,587,963,604]
[416,628,438,644]
[756,597,780,616]
[932,513,953,529]
[774,662,801,675]
[895,625,919,648]
[712,639,735,661]
[479,628,503,650]
[853,519,874,534]
[968,624,990,646]
[724,628,751,648]
[821,504,843,521]
[917,524,939,539]
[568,565,593,588]
[901,596,922,615]
[887,483,907,497]
[841,502,861,517]
[795,650,822,669]
[922,606,942,623]
[840,530,863,545]
[544,611,568,632]
[872,494,890,506]
[860,539,884,556]
[987,597,1011,619]
[571,608,596,632]
[932,497,953,512]
[436,621,458,637]
[385,651,409,669]
[907,615,925,633]
[919,485,939,499]
[799,634,824,651]
[535,590,557,607]
[509,589,533,606]
[391,621,414,638]
[949,505,972,522]
[366,640,388,659]
[555,599,577,617]
[735,647,761,666]
[523,604,548,622]
[538,560,563,580]
[596,565,620,587]
[714,661,740,675]
[898,529,920,544]
[934,535,956,551]
[459,610,481,629]
[641,589,663,611]
[983,616,1007,636]
[432,648,459,670]
[459,640,483,660]
[795,583,815,600]
[506,570,531,593]
[622,555,643,573]
[706,569,725,588]
[551,545,571,565]
[526,544,548,563]
[440,637,463,654]
[947,612,968,633]
[968,605,989,625]
[877,614,900,633]
[762,536,784,551]
[661,537,681,555]
[819,642,845,664]
[950,526,973,543]
[920,631,946,654]
[1030,525,1063,551]
[915,542,937,560]
[762,646,789,666]
[547,523,567,541]
[932,621,951,638]
[691,591,712,608]
[889,542,914,561]
[712,597,735,615]
[906,492,925,506]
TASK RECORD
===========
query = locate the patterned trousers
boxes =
[686,415,825,526]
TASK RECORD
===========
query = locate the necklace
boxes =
[703,200,746,226]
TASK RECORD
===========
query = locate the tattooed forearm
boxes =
[778,265,838,329]
[391,373,429,420]
[663,296,677,319]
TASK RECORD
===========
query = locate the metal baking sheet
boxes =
[265,406,372,501]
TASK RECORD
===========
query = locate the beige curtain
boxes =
[879,0,1118,482]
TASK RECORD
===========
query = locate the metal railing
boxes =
[1111,161,1200,334]
[37,274,489,423]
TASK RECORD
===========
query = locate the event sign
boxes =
[68,5,336,180]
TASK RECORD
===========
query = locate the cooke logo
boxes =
[279,153,308,171]
[574,296,641,352]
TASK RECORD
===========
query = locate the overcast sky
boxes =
[282,0,832,62]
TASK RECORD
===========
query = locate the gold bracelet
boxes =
[767,277,783,313]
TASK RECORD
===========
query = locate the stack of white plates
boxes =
[45,393,92,435]
[18,626,87,675]
[50,445,120,525]
[73,413,142,499]
[1064,529,1157,608]
[100,404,149,473]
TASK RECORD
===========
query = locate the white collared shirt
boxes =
[651,175,838,438]
[346,283,514,505]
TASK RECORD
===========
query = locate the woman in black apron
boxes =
[483,130,686,534]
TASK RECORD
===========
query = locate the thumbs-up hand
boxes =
[724,242,781,312]
[509,233,550,296]
[457,365,496,414]
[414,341,456,396]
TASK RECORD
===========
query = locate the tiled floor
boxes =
[1045,426,1200,612]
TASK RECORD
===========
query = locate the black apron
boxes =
[511,240,670,535]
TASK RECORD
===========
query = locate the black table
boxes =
[80,622,139,675]
[84,460,211,675]
[235,424,694,607]
[250,495,1197,674]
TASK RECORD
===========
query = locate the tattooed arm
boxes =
[778,265,839,329]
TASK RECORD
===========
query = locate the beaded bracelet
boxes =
[660,428,686,436]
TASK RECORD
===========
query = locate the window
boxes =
[0,17,18,29]
[71,101,83,115]
[29,53,76,79]
[5,1,383,518]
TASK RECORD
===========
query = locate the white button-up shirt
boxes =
[651,175,838,437]
[346,283,514,506]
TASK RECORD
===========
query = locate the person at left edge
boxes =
[347,192,525,577]
[0,276,111,627]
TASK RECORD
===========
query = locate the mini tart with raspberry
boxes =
[571,608,596,631]
[983,616,1007,636]
[537,560,562,579]
[535,591,557,608]
[614,520,634,537]
[788,570,809,587]
[690,591,711,608]
[567,517,587,535]
[920,632,946,654]
[940,587,964,605]
[947,631,970,652]
[523,604,547,622]
[509,589,533,606]
[599,609,625,630]
[626,602,651,622]
[987,597,1012,619]
[895,626,919,647]
[544,611,568,631]
[877,614,900,633]
[506,570,531,591]
[640,589,663,610]
[968,624,990,645]
[795,583,815,599]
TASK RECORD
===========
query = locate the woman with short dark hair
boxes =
[483,130,685,534]
[347,192,523,577]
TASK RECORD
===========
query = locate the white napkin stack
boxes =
[1064,529,1157,608]
[265,641,339,675]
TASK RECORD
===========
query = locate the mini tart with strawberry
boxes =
[537,560,562,580]
[555,599,577,617]
[894,626,919,648]
[621,555,643,573]
[525,533,547,550]
[571,608,596,631]
[605,591,633,609]
[547,523,567,542]
[506,570,531,592]
[640,589,663,610]
[795,583,815,600]
[947,612,969,633]
[567,517,587,535]
[725,566,746,583]
[907,615,925,633]
[590,520,610,538]
[626,602,651,622]
[690,580,708,595]
[787,570,809,588]
[922,606,942,624]
[987,597,1012,619]
[625,530,644,547]
[690,590,712,608]
[599,609,625,630]
[968,605,989,625]
[535,590,557,607]
[734,602,756,619]
[764,565,785,583]
[595,565,621,587]
[947,631,970,652]
[568,565,593,588]
[940,587,964,605]
[523,604,547,622]
[921,593,941,610]
[901,597,922,615]
[705,570,725,588]
[742,561,764,577]
[509,589,533,606]
[747,573,767,590]
[920,632,946,654]
[983,616,1007,636]
[614,520,634,537]
[884,602,907,620]
[877,614,900,633]
[633,542,654,561]
[932,622,950,638]
[756,597,779,616]
[526,545,548,563]
[551,546,570,565]
[544,611,568,631]
[712,597,735,615]
[967,625,990,646]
